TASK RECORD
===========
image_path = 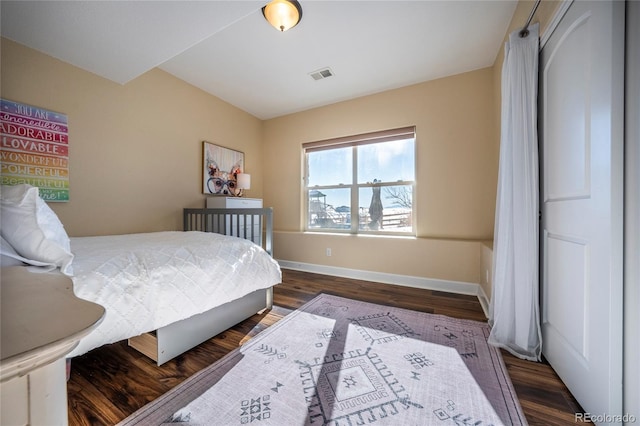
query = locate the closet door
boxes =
[539,0,624,420]
[625,1,640,419]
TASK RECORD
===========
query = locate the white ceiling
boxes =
[1,1,518,120]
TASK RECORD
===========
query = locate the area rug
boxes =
[118,294,527,425]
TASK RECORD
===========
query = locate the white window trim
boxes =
[303,126,416,236]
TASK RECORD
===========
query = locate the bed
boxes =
[0,184,282,365]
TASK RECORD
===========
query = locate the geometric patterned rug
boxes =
[117,294,528,425]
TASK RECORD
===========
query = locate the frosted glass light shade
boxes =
[262,0,302,32]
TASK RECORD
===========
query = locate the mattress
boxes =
[67,231,281,357]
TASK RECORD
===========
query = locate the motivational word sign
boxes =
[0,99,69,201]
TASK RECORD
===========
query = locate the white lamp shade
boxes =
[237,173,251,190]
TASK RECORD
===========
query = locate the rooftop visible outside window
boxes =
[303,126,416,235]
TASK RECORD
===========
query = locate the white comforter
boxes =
[67,231,281,357]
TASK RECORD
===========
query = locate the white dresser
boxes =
[206,197,263,245]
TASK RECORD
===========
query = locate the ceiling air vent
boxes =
[309,68,334,81]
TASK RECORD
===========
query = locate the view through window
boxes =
[304,127,416,235]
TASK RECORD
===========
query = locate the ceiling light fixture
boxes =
[262,0,302,32]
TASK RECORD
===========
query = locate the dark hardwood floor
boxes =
[67,269,587,425]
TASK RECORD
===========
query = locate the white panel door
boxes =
[539,0,624,421]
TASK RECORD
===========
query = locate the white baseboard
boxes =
[476,285,490,319]
[277,260,483,302]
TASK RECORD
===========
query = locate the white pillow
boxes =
[1,235,27,267]
[0,184,73,275]
[1,253,24,267]
[0,235,57,271]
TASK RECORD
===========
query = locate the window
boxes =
[304,126,416,235]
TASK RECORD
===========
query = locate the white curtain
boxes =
[488,23,541,361]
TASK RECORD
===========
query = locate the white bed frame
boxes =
[128,207,275,365]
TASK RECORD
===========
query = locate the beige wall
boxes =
[3,1,562,291]
[1,38,264,237]
[265,0,563,293]
[263,68,497,285]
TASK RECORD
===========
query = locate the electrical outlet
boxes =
[326,248,332,257]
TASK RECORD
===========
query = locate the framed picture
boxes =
[202,141,244,196]
[0,98,70,201]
